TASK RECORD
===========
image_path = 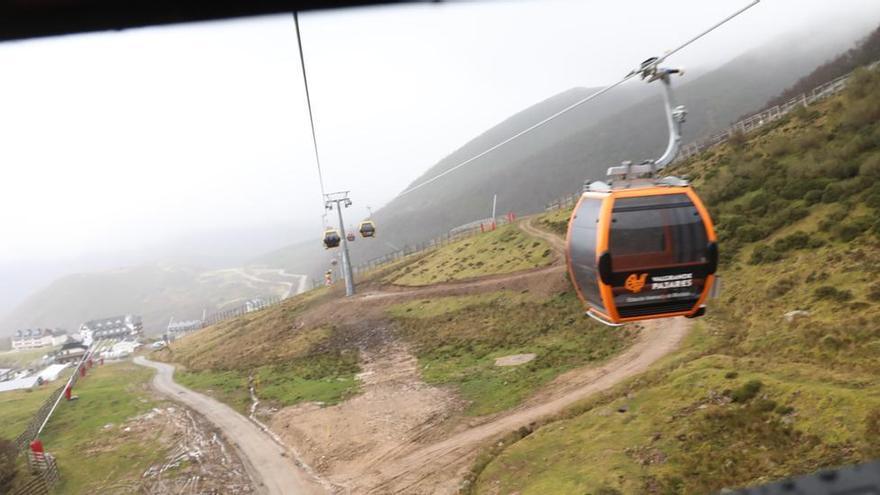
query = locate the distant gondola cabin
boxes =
[323,229,341,249]
[359,220,376,238]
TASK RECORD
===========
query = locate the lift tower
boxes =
[325,191,355,296]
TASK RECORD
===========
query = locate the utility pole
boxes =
[325,191,355,296]
[491,193,497,220]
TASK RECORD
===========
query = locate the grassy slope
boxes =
[473,68,880,494]
[157,287,359,414]
[0,385,58,441]
[0,347,57,368]
[389,291,634,416]
[385,224,553,286]
[7,362,165,494]
[538,207,572,237]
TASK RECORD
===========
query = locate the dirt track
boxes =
[520,215,567,254]
[349,317,689,493]
[350,217,569,303]
[273,217,692,494]
[135,357,326,495]
[141,218,690,494]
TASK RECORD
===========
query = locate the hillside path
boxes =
[352,216,568,306]
[134,357,326,495]
[520,214,567,254]
[348,317,689,493]
[232,268,309,299]
[321,218,692,492]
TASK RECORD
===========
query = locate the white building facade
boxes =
[79,314,143,345]
[11,328,67,350]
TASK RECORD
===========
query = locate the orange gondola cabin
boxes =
[567,183,718,325]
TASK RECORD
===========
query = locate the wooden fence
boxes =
[10,452,61,495]
[7,351,93,495]
[351,215,514,276]
[27,451,61,486]
[12,386,65,453]
[545,192,582,212]
[202,295,282,326]
[10,474,51,495]
[678,61,880,161]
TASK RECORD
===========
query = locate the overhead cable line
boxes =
[293,11,327,202]
[649,0,761,68]
[398,0,760,196]
[399,76,636,196]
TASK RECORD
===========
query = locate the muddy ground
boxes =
[95,404,255,494]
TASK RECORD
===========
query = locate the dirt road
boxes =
[519,215,567,254]
[230,268,309,299]
[287,269,310,296]
[134,357,326,495]
[277,219,692,493]
[350,317,689,493]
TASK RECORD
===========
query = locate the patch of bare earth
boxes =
[270,335,464,494]
[349,319,690,494]
[266,318,688,494]
[519,215,567,255]
[91,405,254,494]
[142,406,254,494]
[494,353,537,367]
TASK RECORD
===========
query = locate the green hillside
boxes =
[471,67,880,494]
[0,385,57,441]
[388,290,631,416]
[154,287,357,414]
[385,224,552,286]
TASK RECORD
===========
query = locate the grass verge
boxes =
[37,362,163,494]
[385,224,552,286]
[175,355,359,415]
[388,290,635,416]
[159,294,361,412]
[538,208,572,237]
[0,385,58,441]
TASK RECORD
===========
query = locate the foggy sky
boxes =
[2,0,880,268]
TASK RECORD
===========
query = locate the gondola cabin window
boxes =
[568,196,605,311]
[609,194,709,272]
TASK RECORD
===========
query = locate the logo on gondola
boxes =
[625,273,649,293]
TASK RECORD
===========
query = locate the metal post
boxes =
[338,206,355,296]
[37,349,91,438]
[325,191,355,297]
[491,193,497,221]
